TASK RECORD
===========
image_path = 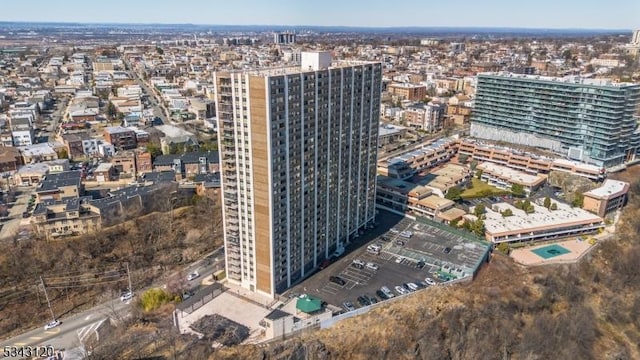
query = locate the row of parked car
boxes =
[338,277,438,312]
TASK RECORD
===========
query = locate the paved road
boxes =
[129,68,173,126]
[0,246,225,359]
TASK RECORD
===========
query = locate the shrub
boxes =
[140,288,172,312]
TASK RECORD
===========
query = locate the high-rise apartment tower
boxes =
[471,73,640,168]
[214,52,382,297]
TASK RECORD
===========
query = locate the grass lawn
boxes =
[461,178,511,199]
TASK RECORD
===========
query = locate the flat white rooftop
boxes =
[483,201,603,235]
[478,162,544,185]
[154,125,195,138]
[583,179,629,199]
[378,124,406,137]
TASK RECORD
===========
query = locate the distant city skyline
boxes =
[0,0,638,30]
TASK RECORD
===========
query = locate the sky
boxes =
[0,0,638,29]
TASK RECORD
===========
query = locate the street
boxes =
[129,68,173,126]
[0,246,225,359]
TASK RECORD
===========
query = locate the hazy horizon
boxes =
[0,0,638,30]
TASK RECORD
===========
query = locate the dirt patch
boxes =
[191,314,250,346]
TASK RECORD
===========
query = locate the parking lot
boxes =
[286,210,491,311]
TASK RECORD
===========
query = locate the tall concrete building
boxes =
[214,52,382,297]
[471,73,640,169]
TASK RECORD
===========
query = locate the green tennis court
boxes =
[532,244,570,259]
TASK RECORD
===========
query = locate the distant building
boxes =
[387,83,426,101]
[582,179,629,217]
[273,32,296,44]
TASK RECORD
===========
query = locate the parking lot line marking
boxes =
[29,336,43,340]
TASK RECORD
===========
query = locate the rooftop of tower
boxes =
[480,72,639,88]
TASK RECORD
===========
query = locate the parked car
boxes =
[342,301,356,312]
[416,261,426,269]
[366,295,379,304]
[395,240,405,246]
[443,247,452,254]
[376,289,389,300]
[357,295,371,307]
[395,286,410,296]
[405,282,420,291]
[425,277,436,286]
[380,286,395,298]
[120,290,134,302]
[187,271,200,281]
[365,262,379,271]
[44,320,61,330]
[319,259,331,270]
[330,276,346,286]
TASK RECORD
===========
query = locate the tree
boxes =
[511,183,525,197]
[106,102,117,119]
[476,169,483,180]
[56,148,69,159]
[572,193,584,208]
[501,208,514,217]
[445,186,462,201]
[139,288,171,312]
[470,160,479,170]
[550,203,558,211]
[146,143,162,158]
[472,219,485,237]
[544,196,552,209]
[156,47,164,55]
[458,154,469,164]
[474,203,486,217]
[497,242,510,255]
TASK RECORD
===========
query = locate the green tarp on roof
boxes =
[296,294,322,313]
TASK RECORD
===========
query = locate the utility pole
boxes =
[126,263,132,291]
[40,276,56,322]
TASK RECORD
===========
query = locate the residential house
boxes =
[34,170,83,202]
[152,151,219,180]
[0,146,22,172]
[104,127,137,150]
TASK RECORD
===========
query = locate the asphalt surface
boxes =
[285,210,490,311]
[0,246,225,359]
[130,69,172,126]
[0,189,34,241]
[284,210,435,309]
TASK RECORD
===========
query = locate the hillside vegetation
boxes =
[0,195,222,338]
[211,185,640,359]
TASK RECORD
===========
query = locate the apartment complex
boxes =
[214,52,382,297]
[582,179,629,217]
[377,137,458,180]
[458,139,606,181]
[483,201,605,244]
[476,162,547,195]
[471,73,640,168]
[376,176,460,222]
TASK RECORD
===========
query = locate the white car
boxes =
[44,320,61,330]
[366,262,379,271]
[120,291,134,302]
[406,282,420,291]
[424,277,436,286]
[187,271,200,281]
[395,285,410,295]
